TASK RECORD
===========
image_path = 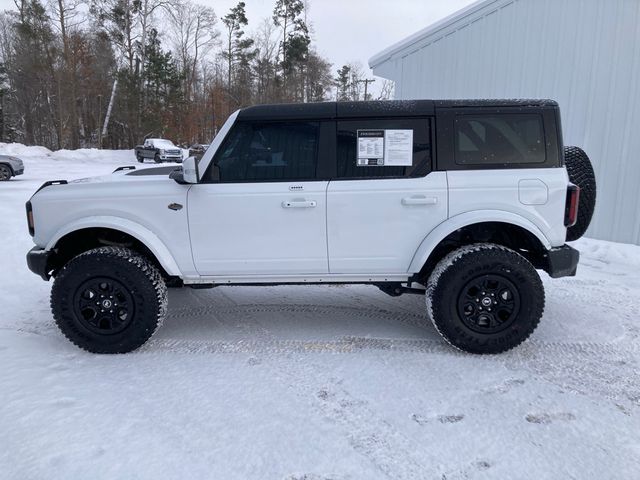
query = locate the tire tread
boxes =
[51,246,167,353]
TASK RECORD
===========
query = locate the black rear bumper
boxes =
[544,245,580,278]
[26,247,53,281]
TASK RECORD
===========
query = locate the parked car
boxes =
[26,99,596,354]
[188,143,209,159]
[135,138,183,163]
[0,155,24,181]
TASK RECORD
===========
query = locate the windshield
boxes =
[153,139,177,149]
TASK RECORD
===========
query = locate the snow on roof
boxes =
[369,0,510,68]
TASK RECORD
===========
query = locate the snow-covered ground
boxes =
[1,143,639,479]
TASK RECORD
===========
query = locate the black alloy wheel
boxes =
[73,277,135,335]
[457,274,521,334]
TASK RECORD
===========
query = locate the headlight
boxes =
[160,149,165,155]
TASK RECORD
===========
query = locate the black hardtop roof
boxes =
[236,99,558,121]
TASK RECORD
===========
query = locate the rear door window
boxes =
[455,114,546,165]
[336,118,432,179]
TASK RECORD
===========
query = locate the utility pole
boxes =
[356,78,376,101]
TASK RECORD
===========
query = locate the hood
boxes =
[68,165,179,185]
[0,155,23,168]
[28,164,191,250]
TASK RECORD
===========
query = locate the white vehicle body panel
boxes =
[188,181,329,275]
[447,168,569,248]
[31,175,196,276]
[326,174,448,274]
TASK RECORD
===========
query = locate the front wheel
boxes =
[426,243,544,354]
[154,154,162,163]
[51,247,168,353]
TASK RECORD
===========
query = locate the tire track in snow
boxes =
[193,308,442,479]
[143,335,638,356]
[167,303,430,330]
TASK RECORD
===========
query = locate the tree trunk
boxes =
[103,78,118,137]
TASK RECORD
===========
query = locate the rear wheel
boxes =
[564,146,596,241]
[51,246,167,353]
[136,154,144,163]
[0,164,12,181]
[426,244,544,354]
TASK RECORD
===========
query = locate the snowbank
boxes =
[573,236,640,269]
[0,142,134,164]
[0,142,52,157]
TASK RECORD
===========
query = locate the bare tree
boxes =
[253,17,278,103]
[168,0,218,101]
[48,0,84,147]
[377,79,394,100]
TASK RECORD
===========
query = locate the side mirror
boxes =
[170,156,199,184]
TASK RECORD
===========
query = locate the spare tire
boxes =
[564,146,596,241]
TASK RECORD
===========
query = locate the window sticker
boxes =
[357,129,413,166]
[357,130,385,166]
[384,130,413,166]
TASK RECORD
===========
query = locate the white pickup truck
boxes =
[26,100,596,354]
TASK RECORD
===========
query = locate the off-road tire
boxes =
[564,146,596,241]
[51,246,167,353]
[136,155,144,163]
[0,163,12,181]
[426,244,544,354]
[154,154,162,163]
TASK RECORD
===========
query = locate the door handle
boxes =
[282,200,317,208]
[401,196,438,206]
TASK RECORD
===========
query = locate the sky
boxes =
[208,0,478,84]
[0,0,478,94]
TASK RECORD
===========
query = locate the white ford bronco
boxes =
[26,100,596,354]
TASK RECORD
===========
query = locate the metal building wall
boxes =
[371,0,640,245]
